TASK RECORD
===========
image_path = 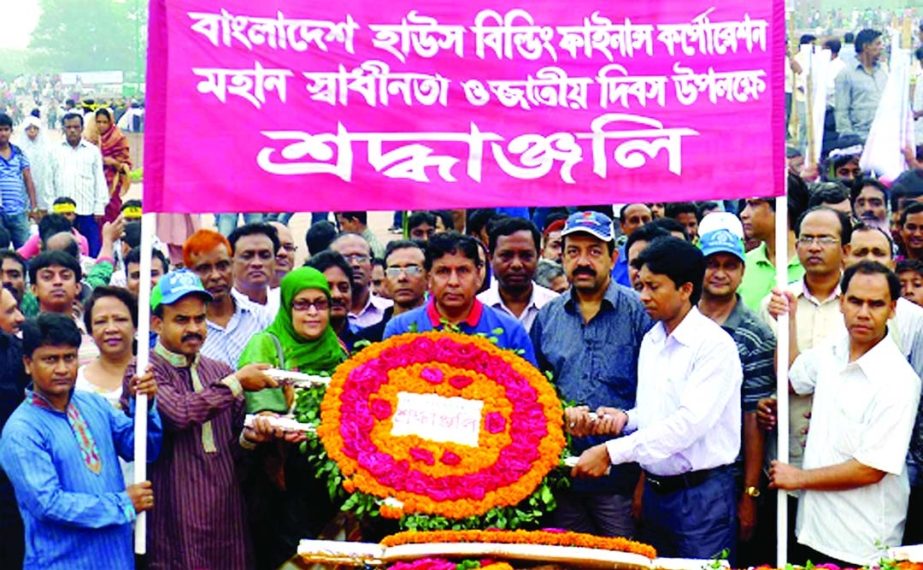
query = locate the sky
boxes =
[0,0,40,50]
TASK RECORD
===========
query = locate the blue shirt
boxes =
[384,298,537,366]
[611,244,631,288]
[0,390,163,570]
[530,280,653,494]
[0,144,29,214]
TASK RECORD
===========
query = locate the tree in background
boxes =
[29,0,147,74]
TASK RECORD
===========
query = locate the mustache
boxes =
[572,268,597,277]
[181,334,204,343]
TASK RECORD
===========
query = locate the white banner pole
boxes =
[133,212,156,555]
[775,189,790,567]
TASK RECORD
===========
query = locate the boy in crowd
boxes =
[898,259,923,307]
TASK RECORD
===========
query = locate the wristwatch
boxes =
[745,486,761,498]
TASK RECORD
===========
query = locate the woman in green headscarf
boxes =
[238,267,347,570]
[239,266,346,414]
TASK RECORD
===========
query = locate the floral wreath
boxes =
[380,529,657,560]
[316,331,567,522]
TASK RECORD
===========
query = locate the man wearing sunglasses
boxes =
[358,240,428,343]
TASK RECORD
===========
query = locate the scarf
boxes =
[99,109,130,160]
[17,116,48,155]
[30,390,102,474]
[266,267,345,373]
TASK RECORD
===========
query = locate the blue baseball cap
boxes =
[561,211,614,242]
[151,269,213,311]
[699,229,745,262]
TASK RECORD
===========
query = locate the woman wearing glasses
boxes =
[238,266,347,570]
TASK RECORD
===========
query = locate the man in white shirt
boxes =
[228,223,281,316]
[770,261,920,566]
[823,38,847,109]
[572,236,742,561]
[478,217,557,332]
[49,113,107,257]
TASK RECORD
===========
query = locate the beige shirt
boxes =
[760,279,843,467]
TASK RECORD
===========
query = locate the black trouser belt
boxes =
[644,467,719,494]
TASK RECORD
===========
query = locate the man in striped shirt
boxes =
[0,113,38,248]
[184,229,272,368]
[130,270,278,570]
[48,113,108,257]
[696,220,776,564]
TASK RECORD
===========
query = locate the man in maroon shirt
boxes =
[124,269,276,569]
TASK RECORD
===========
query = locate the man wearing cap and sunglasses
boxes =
[531,211,652,538]
[697,214,777,564]
[128,269,278,570]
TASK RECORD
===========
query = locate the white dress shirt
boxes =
[477,281,559,332]
[231,286,279,318]
[607,307,742,476]
[762,281,923,467]
[791,335,921,565]
[49,139,108,216]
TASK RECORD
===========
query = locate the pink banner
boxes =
[144,0,785,213]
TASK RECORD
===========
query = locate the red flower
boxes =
[485,412,506,434]
[448,374,474,389]
[440,451,461,466]
[409,447,435,465]
[420,367,444,384]
[370,398,392,420]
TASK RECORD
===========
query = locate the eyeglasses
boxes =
[292,299,329,312]
[343,254,370,264]
[796,235,840,246]
[385,265,423,278]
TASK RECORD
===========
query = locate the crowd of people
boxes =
[0,182,919,569]
[3,15,923,570]
[795,6,914,36]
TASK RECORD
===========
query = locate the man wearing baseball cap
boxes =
[531,210,653,537]
[696,215,776,564]
[136,269,277,569]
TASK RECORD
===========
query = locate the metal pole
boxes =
[133,212,156,554]
[775,190,790,568]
